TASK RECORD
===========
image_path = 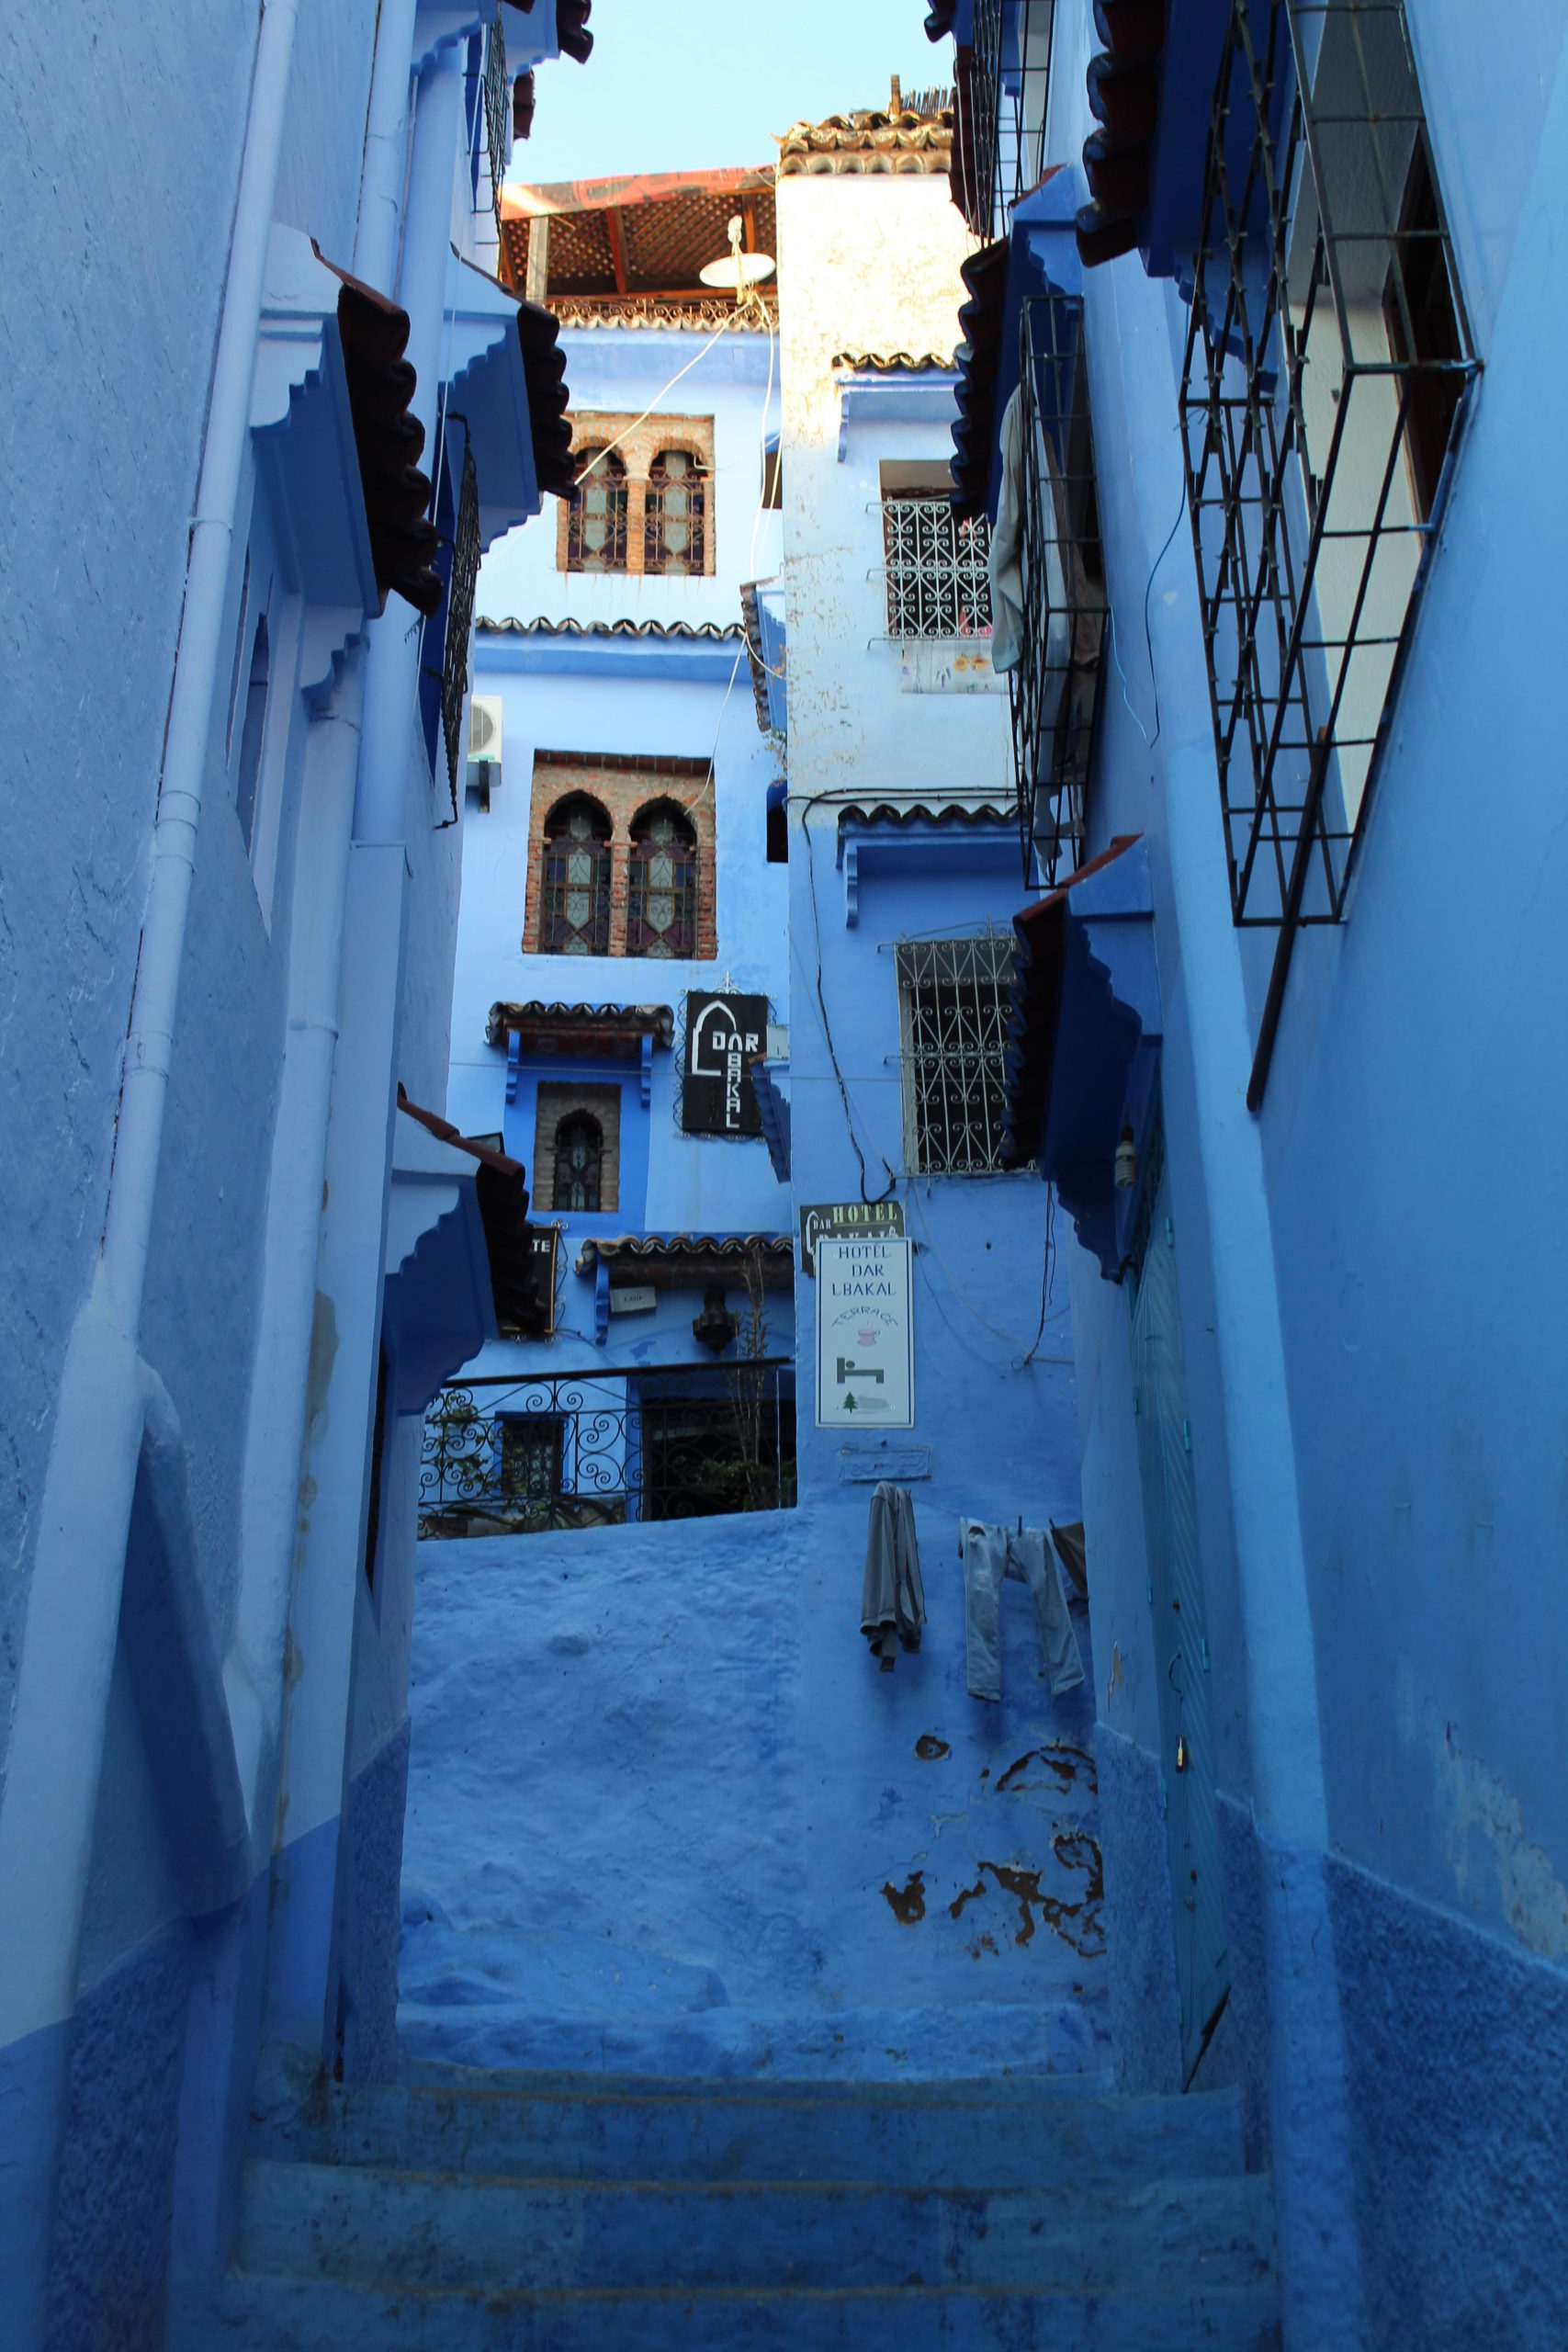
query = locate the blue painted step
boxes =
[169,2273,1284,2351]
[235,2160,1275,2293]
[170,2055,1280,2349]
[251,2074,1245,2189]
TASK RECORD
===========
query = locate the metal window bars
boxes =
[644,450,708,577]
[566,447,629,571]
[420,1364,798,1534]
[1009,291,1109,886]
[896,934,1019,1176]
[481,5,510,235]
[1179,0,1478,934]
[439,440,481,813]
[969,0,1057,240]
[882,498,993,640]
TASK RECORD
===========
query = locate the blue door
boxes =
[1130,1157,1229,2080]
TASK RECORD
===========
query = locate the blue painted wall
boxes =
[1009,0,1568,2339]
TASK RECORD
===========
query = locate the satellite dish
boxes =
[699,250,776,289]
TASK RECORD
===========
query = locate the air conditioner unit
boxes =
[466,695,503,810]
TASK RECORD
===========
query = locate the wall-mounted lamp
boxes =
[1113,1123,1137,1190]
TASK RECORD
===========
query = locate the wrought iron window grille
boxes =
[566,447,629,571]
[1009,292,1109,887]
[882,497,993,640]
[626,803,698,959]
[1179,0,1478,944]
[438,438,481,813]
[896,933,1021,1176]
[967,0,1056,241]
[420,1363,797,1534]
[644,449,708,577]
[481,5,509,236]
[540,796,613,955]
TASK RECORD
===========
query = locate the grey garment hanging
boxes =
[960,1519,1085,1702]
[861,1482,926,1672]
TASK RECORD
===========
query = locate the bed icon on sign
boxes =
[836,1359,885,1385]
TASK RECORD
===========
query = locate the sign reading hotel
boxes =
[682,992,767,1137]
[815,1238,914,1430]
[799,1198,905,1277]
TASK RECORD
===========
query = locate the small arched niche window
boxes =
[552,1109,604,1212]
[626,799,698,959]
[644,448,707,576]
[566,446,628,571]
[540,793,612,955]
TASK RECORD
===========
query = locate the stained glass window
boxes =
[540,795,611,955]
[552,1111,604,1212]
[626,801,697,958]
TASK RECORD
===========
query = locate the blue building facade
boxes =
[925,2,1568,2344]
[0,6,590,2343]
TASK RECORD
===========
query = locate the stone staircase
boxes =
[166,2052,1280,2349]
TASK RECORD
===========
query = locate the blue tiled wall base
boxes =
[1329,1851,1568,2352]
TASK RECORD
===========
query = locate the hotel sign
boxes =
[682,992,768,1137]
[815,1237,914,1430]
[798,1198,905,1276]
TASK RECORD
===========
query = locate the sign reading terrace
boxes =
[815,1238,914,1430]
[682,992,767,1137]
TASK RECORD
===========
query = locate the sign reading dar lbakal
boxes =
[815,1237,914,1430]
[682,992,768,1137]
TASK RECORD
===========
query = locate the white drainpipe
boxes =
[231,0,422,1844]
[0,10,302,2337]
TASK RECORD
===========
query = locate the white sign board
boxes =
[815,1238,914,1430]
[608,1285,657,1315]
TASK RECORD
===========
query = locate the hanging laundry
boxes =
[960,1519,1084,1703]
[861,1482,926,1672]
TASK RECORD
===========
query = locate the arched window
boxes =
[539,794,612,955]
[644,448,706,576]
[565,446,628,571]
[626,799,697,958]
[552,1110,603,1212]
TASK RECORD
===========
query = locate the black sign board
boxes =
[799,1198,905,1276]
[682,992,768,1137]
[528,1224,559,1334]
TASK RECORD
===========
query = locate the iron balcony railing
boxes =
[965,0,1056,241]
[1179,0,1478,940]
[1009,292,1108,887]
[439,440,481,813]
[882,498,992,641]
[481,5,509,236]
[420,1363,797,1536]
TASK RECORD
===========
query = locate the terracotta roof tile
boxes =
[776,103,953,177]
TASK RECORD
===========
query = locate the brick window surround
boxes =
[557,412,716,578]
[524,751,716,960]
[535,1081,622,1215]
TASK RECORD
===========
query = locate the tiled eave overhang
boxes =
[949,170,1082,525]
[396,1090,542,1335]
[574,1234,795,1290]
[487,1000,676,1057]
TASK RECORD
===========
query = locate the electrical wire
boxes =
[570,310,750,487]
[1108,465,1189,753]
[795,790,898,1205]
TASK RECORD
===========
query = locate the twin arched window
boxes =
[626,799,697,958]
[552,1110,604,1212]
[565,447,628,572]
[644,449,706,576]
[540,793,612,954]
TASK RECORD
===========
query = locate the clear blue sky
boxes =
[513,0,946,187]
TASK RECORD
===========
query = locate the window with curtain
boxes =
[626,800,697,958]
[552,1110,604,1211]
[644,448,706,575]
[539,794,612,954]
[565,446,628,571]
